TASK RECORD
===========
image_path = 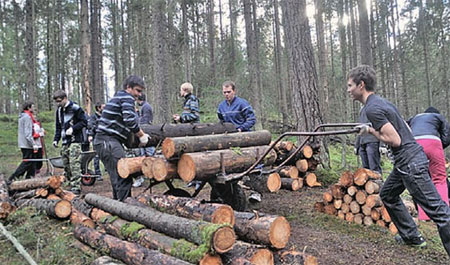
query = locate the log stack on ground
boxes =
[0,174,15,219]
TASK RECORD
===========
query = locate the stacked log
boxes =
[316,168,398,231]
[0,174,15,219]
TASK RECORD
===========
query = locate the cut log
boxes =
[381,207,391,222]
[366,194,382,208]
[17,198,71,219]
[306,158,320,171]
[279,166,299,179]
[151,158,178,182]
[59,190,94,217]
[322,191,333,203]
[305,173,321,187]
[353,168,369,186]
[85,193,235,254]
[135,194,235,225]
[371,207,382,221]
[70,208,95,228]
[341,203,350,214]
[162,130,272,159]
[221,241,274,265]
[324,204,337,215]
[243,173,281,193]
[8,175,64,191]
[363,216,374,226]
[118,157,146,179]
[280,178,301,191]
[47,194,61,200]
[355,190,367,205]
[353,213,363,225]
[345,212,354,222]
[361,204,372,216]
[339,171,354,187]
[343,194,353,204]
[364,180,382,194]
[314,202,325,213]
[295,159,308,173]
[333,200,342,210]
[347,186,358,196]
[127,122,238,148]
[177,146,277,182]
[349,201,360,214]
[11,188,48,200]
[74,226,193,265]
[275,141,295,152]
[337,211,345,220]
[274,249,318,265]
[234,211,290,249]
[0,174,15,219]
[91,256,124,265]
[301,145,313,159]
[330,184,345,199]
[141,157,157,179]
[389,222,398,234]
[376,219,386,227]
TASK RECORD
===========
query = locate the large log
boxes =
[118,156,146,179]
[70,208,95,228]
[17,198,71,219]
[243,173,281,193]
[330,184,345,199]
[295,159,308,173]
[74,225,193,265]
[279,166,299,179]
[135,194,235,225]
[234,211,290,249]
[280,178,302,191]
[127,122,238,148]
[0,174,15,219]
[305,173,321,187]
[151,158,178,181]
[221,241,274,265]
[8,175,64,191]
[364,180,382,194]
[85,193,235,254]
[12,188,48,200]
[339,171,354,187]
[177,146,277,182]
[162,130,272,159]
[59,190,94,217]
[274,249,318,265]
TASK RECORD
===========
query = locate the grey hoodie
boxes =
[17,112,34,149]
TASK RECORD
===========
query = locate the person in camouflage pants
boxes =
[52,90,87,194]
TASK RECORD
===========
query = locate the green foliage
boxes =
[171,239,207,264]
[120,222,145,240]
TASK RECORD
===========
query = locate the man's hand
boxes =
[65,127,73,136]
[88,136,93,142]
[52,141,58,148]
[139,133,151,147]
[355,124,371,135]
[33,145,39,152]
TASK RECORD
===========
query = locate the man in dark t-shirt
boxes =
[347,65,450,256]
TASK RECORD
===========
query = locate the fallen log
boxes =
[345,212,354,222]
[333,199,342,210]
[70,208,95,228]
[59,190,94,217]
[280,178,301,191]
[85,193,235,254]
[127,122,238,148]
[118,156,146,179]
[177,146,277,182]
[295,159,308,173]
[279,166,299,179]
[8,175,64,192]
[349,201,360,214]
[234,211,290,249]
[74,225,193,265]
[151,158,178,182]
[12,188,48,200]
[0,174,15,219]
[353,168,381,186]
[341,203,350,214]
[162,130,272,159]
[347,186,358,196]
[305,173,321,187]
[323,191,333,203]
[337,211,345,220]
[274,141,295,152]
[135,194,235,225]
[243,173,281,193]
[221,241,274,265]
[17,198,71,219]
[91,256,124,265]
[274,249,318,265]
[343,194,353,204]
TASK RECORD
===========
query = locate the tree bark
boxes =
[85,193,235,254]
[24,0,36,103]
[74,226,193,265]
[80,0,91,112]
[221,240,273,265]
[11,188,48,201]
[8,176,64,192]
[244,173,281,193]
[357,0,372,65]
[279,166,299,179]
[162,130,272,159]
[280,178,302,191]
[177,146,277,182]
[17,198,71,219]
[70,208,95,228]
[117,156,146,179]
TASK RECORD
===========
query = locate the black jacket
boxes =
[408,113,449,148]
[53,101,88,145]
[87,112,101,137]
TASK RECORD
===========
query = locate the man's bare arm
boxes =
[369,122,401,147]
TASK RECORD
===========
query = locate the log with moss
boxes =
[16,198,71,219]
[243,173,281,193]
[0,174,15,219]
[85,193,235,254]
[135,194,235,225]
[221,240,274,265]
[74,225,194,265]
[234,211,290,249]
[8,175,64,192]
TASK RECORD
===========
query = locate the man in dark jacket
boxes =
[87,102,105,177]
[347,65,450,256]
[172,82,200,123]
[52,90,88,194]
[93,75,150,201]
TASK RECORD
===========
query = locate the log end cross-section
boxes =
[212,225,236,254]
[211,205,236,226]
[270,216,291,249]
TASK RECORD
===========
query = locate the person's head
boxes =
[180,82,194,97]
[222,81,236,102]
[123,75,146,99]
[53,90,68,108]
[136,94,146,106]
[22,101,34,112]
[94,102,105,113]
[347,65,376,103]
[424,106,440,114]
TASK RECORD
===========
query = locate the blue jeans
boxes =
[140,147,155,157]
[359,142,381,174]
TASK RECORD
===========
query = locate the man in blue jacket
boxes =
[217,81,256,132]
[52,90,88,194]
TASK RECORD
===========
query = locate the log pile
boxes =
[315,168,400,233]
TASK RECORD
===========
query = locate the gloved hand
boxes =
[88,136,93,142]
[33,145,39,152]
[65,127,73,136]
[355,124,371,136]
[139,133,151,147]
[354,147,359,155]
[52,141,58,148]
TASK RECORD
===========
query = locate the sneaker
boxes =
[133,176,144,188]
[395,234,427,248]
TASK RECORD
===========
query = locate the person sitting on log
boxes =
[347,64,450,256]
[93,75,150,201]
[52,90,88,195]
[172,82,200,124]
[87,101,105,180]
[217,80,256,132]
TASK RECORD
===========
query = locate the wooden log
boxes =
[324,204,337,215]
[333,199,343,210]
[322,191,333,203]
[8,175,64,191]
[74,225,193,265]
[353,213,364,225]
[17,198,71,219]
[353,168,369,186]
[47,194,61,200]
[0,174,15,219]
[305,173,321,187]
[141,157,157,179]
[275,141,295,152]
[151,158,178,181]
[381,207,391,222]
[178,146,277,182]
[91,256,124,265]
[162,130,272,159]
[347,186,358,196]
[85,193,235,254]
[355,190,367,205]
[376,219,386,227]
[341,203,350,214]
[314,202,325,213]
[234,211,290,249]
[221,241,274,265]
[337,211,345,220]
[301,145,313,159]
[371,207,382,221]
[363,216,374,226]
[366,194,382,208]
[280,178,301,191]
[59,190,94,217]
[274,249,318,265]
[11,188,48,200]
[339,171,354,187]
[70,208,95,228]
[361,204,372,216]
[345,212,354,222]
[389,222,398,234]
[306,157,320,171]
[118,156,146,179]
[364,180,382,194]
[295,159,308,173]
[135,194,235,225]
[279,166,299,179]
[330,184,345,199]
[349,201,360,214]
[244,173,281,193]
[343,194,353,204]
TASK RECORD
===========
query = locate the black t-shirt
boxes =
[365,94,420,163]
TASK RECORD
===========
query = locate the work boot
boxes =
[395,234,427,248]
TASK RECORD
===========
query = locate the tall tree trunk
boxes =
[348,0,358,67]
[394,0,408,117]
[90,0,103,107]
[338,0,348,123]
[111,0,120,90]
[418,0,432,107]
[24,0,36,103]
[228,0,236,79]
[207,0,216,86]
[181,0,191,82]
[314,0,329,121]
[357,0,372,65]
[80,0,91,112]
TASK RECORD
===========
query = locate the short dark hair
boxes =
[425,106,440,114]
[94,102,104,112]
[222,81,236,91]
[137,94,146,101]
[123,75,146,90]
[22,101,34,111]
[53,89,67,100]
[347,65,376,91]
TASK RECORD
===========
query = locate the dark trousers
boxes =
[380,150,450,256]
[359,142,381,173]
[94,136,132,201]
[9,148,36,181]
